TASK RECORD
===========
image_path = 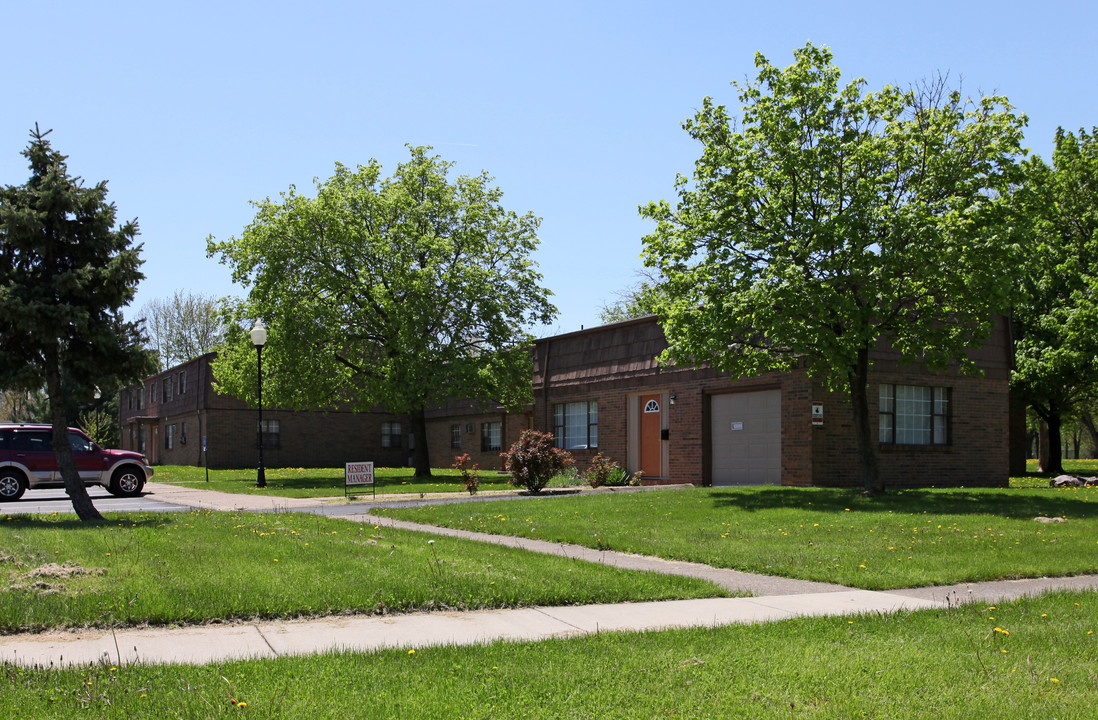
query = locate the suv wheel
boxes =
[0,470,27,501]
[109,467,144,498]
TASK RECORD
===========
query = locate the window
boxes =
[12,431,51,452]
[257,419,280,449]
[381,422,402,449]
[879,384,949,445]
[139,427,147,453]
[178,372,187,395]
[554,401,598,450]
[69,432,94,452]
[163,378,173,403]
[481,421,501,452]
[166,424,175,450]
[181,422,188,444]
[138,387,145,410]
[450,424,462,450]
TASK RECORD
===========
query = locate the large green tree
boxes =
[208,146,556,477]
[641,44,1027,493]
[1011,128,1098,474]
[0,127,151,520]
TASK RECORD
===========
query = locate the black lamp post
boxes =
[250,319,268,488]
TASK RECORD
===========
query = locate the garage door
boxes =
[711,389,781,486]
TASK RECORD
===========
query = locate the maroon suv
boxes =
[0,423,153,501]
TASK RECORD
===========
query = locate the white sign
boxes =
[345,461,374,485]
[812,403,824,426]
[730,422,744,431]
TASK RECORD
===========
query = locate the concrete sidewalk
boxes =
[2,482,1095,668]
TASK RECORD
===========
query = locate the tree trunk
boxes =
[411,407,432,479]
[1079,411,1098,459]
[44,355,104,521]
[849,347,883,495]
[1039,403,1065,475]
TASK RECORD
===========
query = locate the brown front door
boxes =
[639,394,662,478]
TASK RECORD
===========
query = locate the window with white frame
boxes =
[450,424,462,450]
[481,422,501,452]
[381,422,402,449]
[166,424,175,450]
[554,401,598,450]
[257,419,281,449]
[879,384,949,445]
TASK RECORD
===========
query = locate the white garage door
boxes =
[711,389,781,486]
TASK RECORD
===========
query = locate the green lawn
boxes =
[0,510,728,634]
[1013,458,1098,488]
[152,465,520,497]
[376,483,1098,590]
[150,457,1098,498]
[4,589,1095,718]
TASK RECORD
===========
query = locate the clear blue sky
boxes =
[4,0,1096,337]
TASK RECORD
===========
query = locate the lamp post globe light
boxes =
[250,319,268,488]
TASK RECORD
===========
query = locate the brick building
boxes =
[533,316,1013,488]
[118,353,528,471]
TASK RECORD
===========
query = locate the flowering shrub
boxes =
[585,453,620,488]
[502,430,574,494]
[452,453,480,495]
[585,453,641,487]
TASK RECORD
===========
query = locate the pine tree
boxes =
[0,126,152,520]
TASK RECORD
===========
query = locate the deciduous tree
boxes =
[208,146,556,477]
[138,290,227,370]
[641,44,1027,493]
[1011,128,1098,474]
[0,127,152,519]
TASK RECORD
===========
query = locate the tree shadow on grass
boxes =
[0,514,175,530]
[703,486,1098,520]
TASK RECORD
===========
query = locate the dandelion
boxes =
[409,649,416,655]
[1050,678,1059,683]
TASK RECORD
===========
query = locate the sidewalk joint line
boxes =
[254,625,280,658]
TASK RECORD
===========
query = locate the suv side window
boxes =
[69,433,95,453]
[11,431,52,452]
[0,429,11,450]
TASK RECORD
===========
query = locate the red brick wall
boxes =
[533,318,1011,488]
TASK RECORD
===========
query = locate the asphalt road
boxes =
[0,486,190,515]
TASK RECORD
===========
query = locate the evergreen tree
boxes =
[0,126,152,520]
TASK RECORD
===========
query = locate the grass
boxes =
[0,510,728,634]
[1012,458,1098,488]
[152,465,520,497]
[376,483,1098,590]
[152,457,1098,497]
[3,589,1096,718]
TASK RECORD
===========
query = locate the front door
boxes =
[639,394,662,478]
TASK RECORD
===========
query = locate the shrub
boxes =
[502,430,574,494]
[452,453,480,495]
[585,453,620,488]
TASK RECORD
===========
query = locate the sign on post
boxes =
[345,461,375,498]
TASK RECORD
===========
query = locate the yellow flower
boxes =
[1050,678,1059,683]
[408,649,415,654]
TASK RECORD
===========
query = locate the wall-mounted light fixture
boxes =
[669,392,677,406]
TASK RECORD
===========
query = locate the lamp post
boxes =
[250,319,268,488]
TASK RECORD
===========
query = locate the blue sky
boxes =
[4,0,1096,337]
